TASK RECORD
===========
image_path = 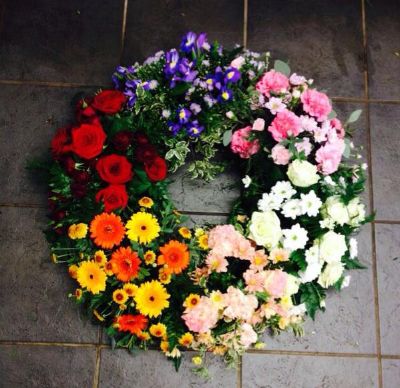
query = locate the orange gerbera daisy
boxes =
[157,240,190,274]
[116,314,148,335]
[90,212,125,249]
[110,246,141,282]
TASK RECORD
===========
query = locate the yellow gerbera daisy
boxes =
[93,250,107,266]
[113,289,129,305]
[178,332,194,347]
[138,196,154,208]
[77,261,106,294]
[68,223,88,239]
[160,340,169,353]
[158,268,171,284]
[126,212,160,244]
[143,250,156,265]
[123,283,138,298]
[149,323,167,338]
[134,280,170,318]
[183,294,200,309]
[197,234,209,250]
[178,227,192,239]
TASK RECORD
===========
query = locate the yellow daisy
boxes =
[178,227,192,239]
[113,289,129,305]
[137,331,151,341]
[68,264,79,279]
[143,250,156,265]
[178,332,194,347]
[134,280,170,318]
[149,323,167,338]
[68,223,88,239]
[138,196,154,208]
[126,212,160,244]
[197,234,209,250]
[183,294,200,309]
[158,268,171,284]
[93,250,107,267]
[123,283,138,298]
[76,261,106,294]
[160,340,169,353]
[194,228,205,237]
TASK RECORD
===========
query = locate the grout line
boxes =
[237,355,243,388]
[119,0,129,64]
[0,79,105,89]
[374,220,400,225]
[246,348,377,359]
[0,340,97,348]
[361,0,383,387]
[0,202,46,209]
[92,346,102,388]
[243,0,248,48]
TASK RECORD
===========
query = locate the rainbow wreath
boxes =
[39,32,372,374]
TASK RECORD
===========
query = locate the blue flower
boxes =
[180,32,197,53]
[218,87,233,103]
[196,32,210,50]
[186,120,204,137]
[168,121,182,136]
[224,67,241,83]
[164,49,180,76]
[177,107,192,124]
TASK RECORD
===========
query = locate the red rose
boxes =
[76,97,97,122]
[135,143,158,163]
[96,154,133,184]
[51,126,72,157]
[112,130,134,152]
[144,156,167,182]
[95,184,128,212]
[92,90,126,114]
[71,123,106,160]
[73,170,90,184]
[61,156,76,175]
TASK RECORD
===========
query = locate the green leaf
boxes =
[255,291,269,302]
[347,109,362,124]
[274,60,290,76]
[222,129,232,146]
[328,110,337,119]
[343,138,352,158]
[342,256,367,269]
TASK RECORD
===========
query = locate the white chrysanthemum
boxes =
[323,176,336,186]
[319,218,335,230]
[271,181,296,200]
[282,224,308,251]
[349,238,358,259]
[318,262,344,288]
[282,199,303,219]
[242,175,252,188]
[258,193,282,212]
[300,190,322,217]
[299,262,323,283]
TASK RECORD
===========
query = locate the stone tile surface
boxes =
[242,353,379,388]
[370,104,400,220]
[367,0,400,100]
[0,85,93,206]
[122,0,243,64]
[0,0,122,85]
[99,349,236,388]
[375,224,400,355]
[0,345,96,388]
[0,207,99,343]
[247,0,365,97]
[382,359,400,388]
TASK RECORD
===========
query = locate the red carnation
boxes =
[144,156,167,182]
[96,154,133,184]
[135,143,158,163]
[92,90,126,115]
[112,130,134,152]
[71,123,106,160]
[51,126,72,158]
[95,184,128,212]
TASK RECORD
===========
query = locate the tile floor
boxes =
[0,1,399,387]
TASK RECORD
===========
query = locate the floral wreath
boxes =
[40,32,371,375]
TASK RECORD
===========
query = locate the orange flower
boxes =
[116,314,148,335]
[158,240,189,274]
[110,246,141,282]
[90,212,125,249]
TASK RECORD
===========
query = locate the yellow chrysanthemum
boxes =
[134,280,170,318]
[194,228,205,237]
[149,323,167,338]
[68,264,79,279]
[178,332,194,347]
[178,227,192,239]
[158,268,171,284]
[113,289,129,305]
[160,340,169,353]
[197,234,209,250]
[76,261,106,294]
[137,331,151,341]
[183,294,200,309]
[143,250,156,265]
[138,197,154,208]
[192,356,202,365]
[123,283,138,298]
[126,212,160,244]
[68,223,88,239]
[93,250,107,266]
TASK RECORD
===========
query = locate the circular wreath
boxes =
[40,32,370,374]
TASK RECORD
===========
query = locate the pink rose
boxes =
[301,89,332,122]
[239,323,258,348]
[268,110,301,141]
[230,126,260,159]
[315,139,345,175]
[252,118,265,131]
[256,70,289,97]
[264,270,288,298]
[271,144,291,165]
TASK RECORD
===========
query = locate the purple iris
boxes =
[164,49,180,76]
[186,120,204,137]
[224,67,241,83]
[168,121,181,136]
[176,58,198,82]
[196,32,210,50]
[180,32,197,53]
[177,107,191,124]
[218,87,233,103]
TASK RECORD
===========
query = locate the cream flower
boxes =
[287,159,320,187]
[248,211,282,249]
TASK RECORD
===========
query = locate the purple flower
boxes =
[168,121,182,136]
[196,32,210,50]
[190,103,202,115]
[224,67,241,83]
[177,58,198,82]
[177,107,192,124]
[186,120,204,137]
[164,49,180,76]
[180,32,197,53]
[218,87,233,103]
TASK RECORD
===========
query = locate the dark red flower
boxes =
[95,184,128,213]
[71,123,107,160]
[92,90,126,115]
[73,170,91,184]
[96,154,133,184]
[135,143,158,163]
[112,131,134,152]
[61,156,76,175]
[133,132,150,145]
[144,156,167,182]
[76,97,97,123]
[71,182,87,198]
[52,210,66,221]
[51,126,72,158]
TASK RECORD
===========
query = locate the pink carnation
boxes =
[223,286,258,321]
[206,252,229,273]
[271,144,291,165]
[182,297,219,333]
[301,89,332,122]
[233,238,256,261]
[330,118,345,139]
[208,225,241,257]
[264,270,288,298]
[256,70,289,97]
[268,110,301,141]
[315,139,345,175]
[230,126,260,159]
[239,323,258,348]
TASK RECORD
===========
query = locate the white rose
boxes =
[299,262,322,283]
[319,231,347,263]
[248,211,282,249]
[285,274,300,296]
[287,160,320,187]
[231,56,245,69]
[347,197,366,226]
[318,262,344,288]
[324,196,350,225]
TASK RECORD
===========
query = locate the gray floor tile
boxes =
[382,359,400,388]
[247,0,365,97]
[242,353,379,388]
[370,104,400,220]
[122,0,243,64]
[375,224,400,355]
[0,344,96,388]
[366,0,400,100]
[0,207,99,343]
[0,0,122,85]
[99,348,237,388]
